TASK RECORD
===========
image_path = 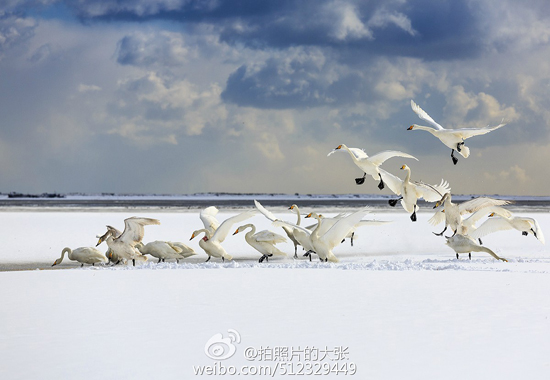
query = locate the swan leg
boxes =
[377,173,385,190]
[451,150,459,165]
[451,229,457,237]
[522,231,528,236]
[433,226,447,236]
[456,142,464,152]
[389,197,402,207]
[222,257,225,263]
[410,205,417,222]
[478,238,483,245]
[351,232,355,247]
[205,256,211,262]
[132,259,136,266]
[469,252,471,260]
[158,258,162,263]
[294,244,298,259]
[176,259,179,263]
[355,173,366,185]
[456,253,459,260]
[532,228,537,238]
[81,263,84,267]
[259,255,266,263]
[162,258,165,262]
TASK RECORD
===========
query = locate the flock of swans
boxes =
[52,100,545,267]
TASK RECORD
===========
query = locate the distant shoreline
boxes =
[0,193,548,211]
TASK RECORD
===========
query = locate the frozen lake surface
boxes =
[0,198,549,379]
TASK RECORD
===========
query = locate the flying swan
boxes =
[382,164,451,222]
[327,144,417,189]
[408,100,506,165]
[470,209,545,244]
[429,193,511,237]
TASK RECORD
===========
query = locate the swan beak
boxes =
[400,165,406,170]
[95,238,103,247]
[335,145,342,149]
[407,125,414,130]
[433,201,441,209]
[288,205,294,210]
[305,213,312,218]
[233,229,239,235]
[489,213,495,217]
[190,233,195,240]
[51,261,57,267]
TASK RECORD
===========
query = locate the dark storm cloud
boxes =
[67,0,486,61]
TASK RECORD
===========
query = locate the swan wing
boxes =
[368,151,418,166]
[321,208,370,250]
[452,123,506,139]
[254,200,278,222]
[464,205,511,227]
[458,198,511,215]
[253,230,287,244]
[379,168,403,195]
[213,210,256,243]
[414,179,451,202]
[200,206,220,232]
[470,217,514,240]
[411,100,444,130]
[428,210,446,226]
[118,217,160,245]
[532,218,545,244]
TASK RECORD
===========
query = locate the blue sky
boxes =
[0,0,549,195]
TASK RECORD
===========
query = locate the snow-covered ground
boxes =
[0,207,549,379]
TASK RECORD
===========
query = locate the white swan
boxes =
[429,193,511,236]
[233,223,287,262]
[168,242,198,258]
[445,234,507,262]
[409,100,506,165]
[458,206,513,243]
[52,247,108,267]
[200,206,220,235]
[471,209,545,244]
[328,144,417,189]
[96,216,160,266]
[382,164,451,221]
[304,209,371,262]
[136,240,196,263]
[254,200,303,258]
[190,210,256,262]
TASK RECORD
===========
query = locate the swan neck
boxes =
[295,207,301,225]
[61,247,71,260]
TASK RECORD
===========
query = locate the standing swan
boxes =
[254,200,303,258]
[233,223,287,263]
[408,100,506,165]
[136,241,196,263]
[190,210,256,262]
[445,234,508,262]
[52,247,108,267]
[328,144,417,189]
[305,209,370,262]
[96,217,160,266]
